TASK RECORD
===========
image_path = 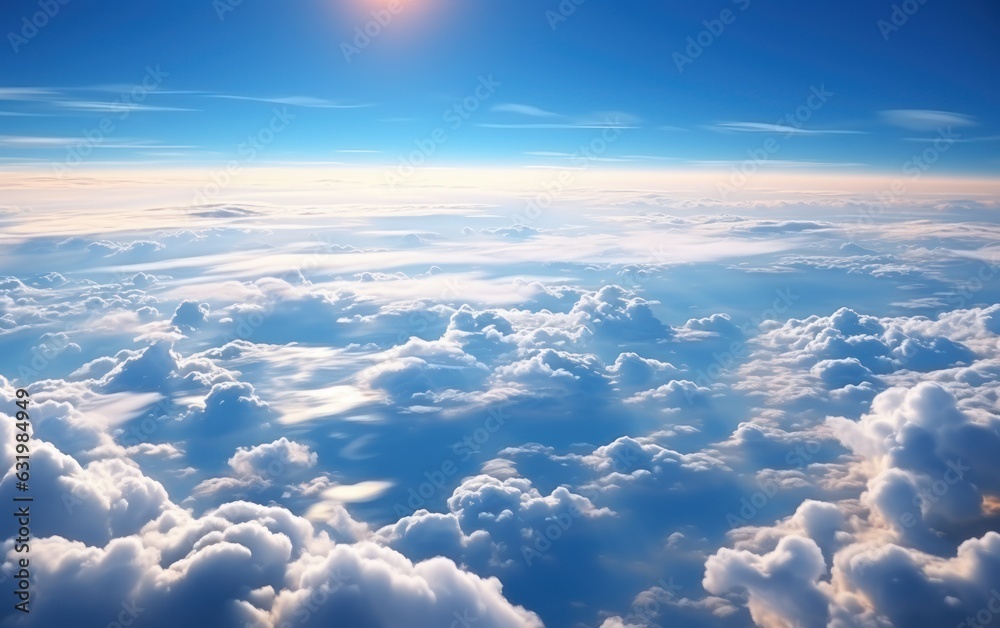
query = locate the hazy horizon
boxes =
[1,2,999,627]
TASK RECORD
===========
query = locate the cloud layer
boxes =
[1,177,999,627]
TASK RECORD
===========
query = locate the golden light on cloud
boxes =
[3,164,1000,240]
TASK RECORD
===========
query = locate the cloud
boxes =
[206,94,371,108]
[186,381,273,436]
[171,300,210,330]
[0,441,170,546]
[4,176,1000,627]
[0,87,60,100]
[736,306,978,406]
[880,109,977,131]
[57,101,198,113]
[2,498,542,628]
[712,122,863,135]
[700,372,1000,626]
[228,437,317,479]
[607,352,682,388]
[704,535,830,628]
[378,473,611,569]
[479,112,640,130]
[478,122,638,129]
[0,135,82,147]
[810,357,875,389]
[828,383,1000,544]
[491,103,558,117]
[100,341,180,393]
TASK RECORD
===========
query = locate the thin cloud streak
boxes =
[491,103,559,117]
[712,122,865,135]
[206,94,373,108]
[880,109,977,130]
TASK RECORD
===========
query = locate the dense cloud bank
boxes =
[1,203,999,627]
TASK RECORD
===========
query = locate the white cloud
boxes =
[880,109,977,131]
[712,122,863,135]
[3,177,1000,627]
[491,103,558,117]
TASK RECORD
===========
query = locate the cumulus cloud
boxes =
[171,300,210,329]
[2,498,542,628]
[3,191,1000,627]
[378,473,611,570]
[705,535,830,628]
[190,437,318,501]
[700,377,1000,627]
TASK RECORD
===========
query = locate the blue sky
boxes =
[4,4,1000,628]
[2,0,999,173]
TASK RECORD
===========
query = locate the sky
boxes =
[2,3,1000,628]
[1,0,999,175]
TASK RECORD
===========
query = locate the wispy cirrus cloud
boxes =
[710,122,864,135]
[0,87,61,100]
[880,109,977,131]
[0,87,198,117]
[523,151,571,157]
[0,135,195,149]
[491,103,558,117]
[206,94,372,108]
[0,135,82,147]
[479,122,638,129]
[58,101,198,113]
[481,105,640,130]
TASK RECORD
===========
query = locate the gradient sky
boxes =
[5,4,1000,628]
[1,0,999,174]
